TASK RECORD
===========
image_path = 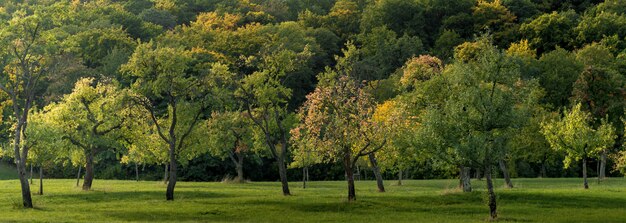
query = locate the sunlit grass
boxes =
[0,178,624,222]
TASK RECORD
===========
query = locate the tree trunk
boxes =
[344,154,356,201]
[306,166,309,182]
[39,167,43,195]
[163,164,168,184]
[540,162,547,178]
[460,166,472,192]
[599,150,607,180]
[475,168,482,180]
[166,142,177,201]
[236,153,244,183]
[397,169,403,186]
[76,166,82,187]
[135,162,139,182]
[485,165,497,220]
[30,165,33,185]
[302,167,307,189]
[82,150,94,191]
[277,153,291,195]
[583,158,589,189]
[368,153,385,192]
[499,160,514,188]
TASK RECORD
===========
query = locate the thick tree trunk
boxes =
[599,150,607,180]
[166,142,177,200]
[277,153,291,195]
[236,153,244,182]
[39,167,43,195]
[228,149,245,183]
[76,166,82,187]
[460,166,472,192]
[344,154,356,201]
[485,165,497,220]
[135,163,139,182]
[499,160,514,188]
[163,164,168,184]
[30,165,33,185]
[475,168,482,180]
[368,153,385,192]
[83,150,95,191]
[397,169,403,186]
[16,162,32,208]
[583,158,589,189]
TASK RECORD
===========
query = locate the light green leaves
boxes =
[541,104,617,168]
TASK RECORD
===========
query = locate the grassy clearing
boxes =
[0,178,625,222]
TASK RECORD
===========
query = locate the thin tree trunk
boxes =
[397,169,403,186]
[163,164,168,184]
[485,164,497,220]
[135,162,139,182]
[583,158,589,189]
[368,153,385,192]
[540,162,547,178]
[39,166,43,195]
[166,142,177,200]
[460,166,472,192]
[475,168,482,180]
[82,150,94,191]
[76,166,82,187]
[302,167,307,189]
[499,160,514,188]
[306,166,309,182]
[30,165,33,185]
[599,150,607,180]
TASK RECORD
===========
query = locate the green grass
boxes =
[0,178,625,222]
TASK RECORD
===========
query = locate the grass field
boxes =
[0,177,625,222]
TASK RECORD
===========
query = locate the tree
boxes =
[572,43,625,180]
[356,27,423,81]
[122,40,234,200]
[42,77,130,190]
[415,38,536,219]
[0,7,58,208]
[206,111,255,182]
[541,104,617,189]
[520,10,579,53]
[472,0,518,47]
[536,47,583,108]
[291,45,388,201]
[237,47,311,196]
[26,108,66,195]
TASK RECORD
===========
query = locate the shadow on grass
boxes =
[500,192,626,209]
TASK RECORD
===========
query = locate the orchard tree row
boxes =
[0,0,624,220]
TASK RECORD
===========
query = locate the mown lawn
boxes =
[0,177,625,222]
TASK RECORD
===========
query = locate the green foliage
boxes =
[520,10,579,53]
[356,27,423,80]
[536,47,583,107]
[41,77,130,165]
[541,104,617,168]
[417,38,533,169]
[205,111,255,161]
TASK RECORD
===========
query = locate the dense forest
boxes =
[0,0,624,219]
